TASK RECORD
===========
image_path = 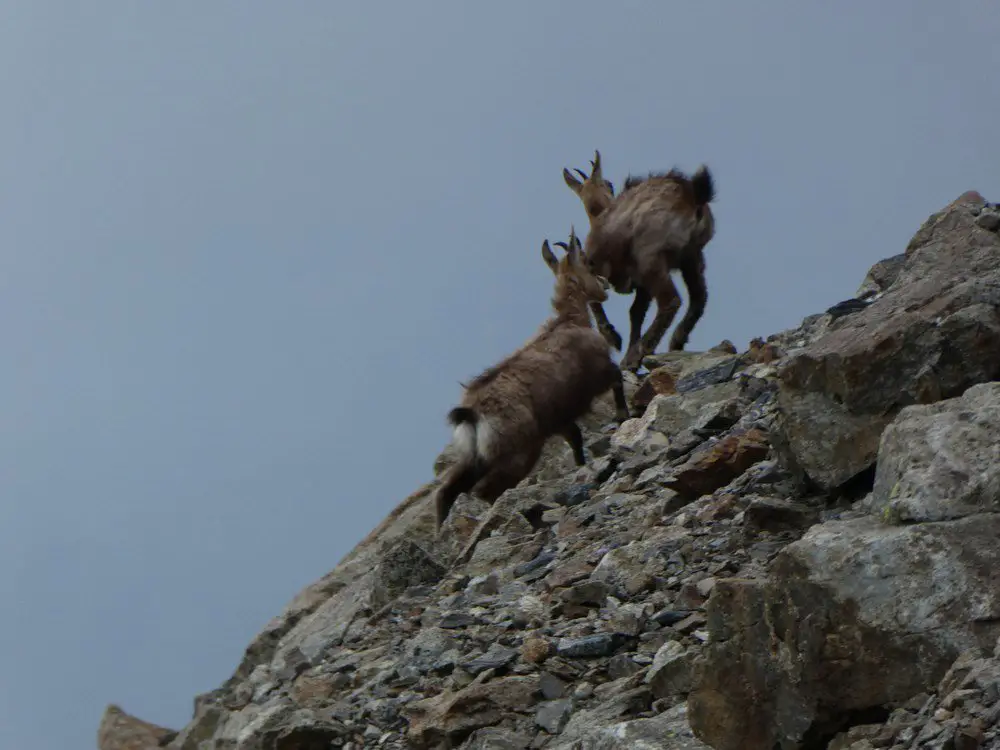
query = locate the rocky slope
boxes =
[99,190,1000,750]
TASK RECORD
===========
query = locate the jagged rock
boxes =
[550,701,709,750]
[536,698,574,733]
[773,190,1000,490]
[98,705,176,750]
[645,640,692,699]
[869,382,1000,523]
[667,427,770,499]
[612,382,742,452]
[689,512,1000,750]
[405,675,541,747]
[855,252,906,299]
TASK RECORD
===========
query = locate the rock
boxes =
[645,641,692,699]
[667,427,770,499]
[536,698,574,734]
[855,252,906,299]
[689,513,1000,750]
[773,191,1000,490]
[98,705,176,750]
[549,701,709,750]
[612,382,741,452]
[463,645,519,675]
[869,382,1000,523]
[463,727,534,749]
[556,633,630,659]
[539,672,567,700]
[975,209,1000,231]
[558,580,611,607]
[631,366,678,412]
[405,675,541,747]
[743,496,820,532]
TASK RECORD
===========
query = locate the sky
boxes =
[1,3,998,748]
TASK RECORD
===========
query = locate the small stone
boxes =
[553,484,594,507]
[440,612,476,629]
[544,560,593,590]
[539,671,566,700]
[696,577,718,598]
[559,580,611,607]
[651,609,693,627]
[556,633,629,658]
[467,574,500,596]
[521,637,551,664]
[464,645,518,675]
[608,653,643,680]
[536,699,573,734]
[672,613,707,634]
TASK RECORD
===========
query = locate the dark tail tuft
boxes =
[691,165,715,206]
[447,406,478,427]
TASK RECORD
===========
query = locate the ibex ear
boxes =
[563,168,583,193]
[541,240,559,272]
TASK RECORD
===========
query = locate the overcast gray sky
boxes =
[1,3,998,748]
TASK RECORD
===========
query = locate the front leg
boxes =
[561,423,586,466]
[609,364,632,422]
[626,286,652,353]
[589,301,623,352]
[622,277,682,372]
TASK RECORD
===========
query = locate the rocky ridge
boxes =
[99,191,1000,749]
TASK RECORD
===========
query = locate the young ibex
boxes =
[433,229,630,531]
[564,151,717,371]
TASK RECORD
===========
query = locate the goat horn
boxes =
[573,168,589,181]
[553,241,569,250]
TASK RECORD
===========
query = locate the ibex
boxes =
[563,150,716,371]
[433,229,630,531]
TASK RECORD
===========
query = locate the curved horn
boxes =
[573,167,589,181]
[591,150,602,180]
[553,241,569,250]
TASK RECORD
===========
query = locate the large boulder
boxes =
[773,190,1000,490]
[689,381,1000,750]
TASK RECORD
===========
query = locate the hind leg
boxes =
[668,251,707,351]
[434,463,481,531]
[473,446,542,503]
[621,274,681,372]
[560,424,586,466]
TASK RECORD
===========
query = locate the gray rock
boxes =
[645,640,691,699]
[689,513,1000,750]
[975,209,1000,231]
[462,727,533,749]
[556,633,629,659]
[773,191,1000,490]
[535,698,573,734]
[870,382,1000,523]
[550,701,709,750]
[463,645,518,676]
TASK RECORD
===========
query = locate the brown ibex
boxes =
[563,150,716,371]
[433,229,630,531]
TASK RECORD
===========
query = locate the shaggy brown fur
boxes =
[561,149,668,355]
[433,229,630,531]
[585,163,717,371]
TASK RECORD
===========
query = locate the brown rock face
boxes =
[773,190,1000,490]
[98,705,176,750]
[667,427,770,498]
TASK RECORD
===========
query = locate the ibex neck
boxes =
[551,289,594,328]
